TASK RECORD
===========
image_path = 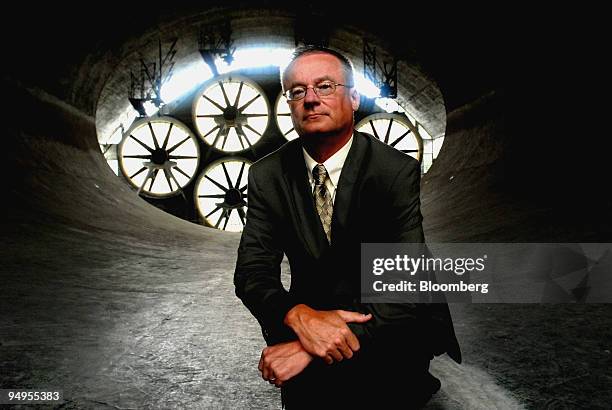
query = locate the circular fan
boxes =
[355,113,423,161]
[193,75,270,152]
[194,158,251,232]
[119,117,199,198]
[274,91,299,141]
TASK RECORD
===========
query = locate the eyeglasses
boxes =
[283,81,352,101]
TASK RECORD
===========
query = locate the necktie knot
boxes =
[312,164,328,186]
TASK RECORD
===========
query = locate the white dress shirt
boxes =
[302,135,353,204]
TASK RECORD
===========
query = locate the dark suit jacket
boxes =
[234,131,460,404]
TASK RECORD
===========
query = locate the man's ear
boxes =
[351,89,360,111]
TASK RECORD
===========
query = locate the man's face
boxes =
[283,53,360,138]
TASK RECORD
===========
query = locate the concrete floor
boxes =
[2,219,275,408]
[0,214,523,409]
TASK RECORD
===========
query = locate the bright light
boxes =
[143,100,159,117]
[160,60,213,103]
[375,97,406,113]
[353,72,380,98]
[216,46,381,98]
[217,47,294,74]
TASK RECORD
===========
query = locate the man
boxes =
[234,46,460,408]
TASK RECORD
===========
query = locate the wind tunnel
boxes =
[2,3,611,408]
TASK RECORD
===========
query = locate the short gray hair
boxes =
[281,45,355,91]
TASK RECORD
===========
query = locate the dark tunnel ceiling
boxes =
[5,2,506,118]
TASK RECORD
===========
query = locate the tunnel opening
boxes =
[93,19,448,231]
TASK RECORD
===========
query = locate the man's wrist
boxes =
[283,303,310,328]
[289,340,312,356]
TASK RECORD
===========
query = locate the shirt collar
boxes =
[303,135,354,189]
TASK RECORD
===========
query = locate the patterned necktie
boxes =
[312,164,333,243]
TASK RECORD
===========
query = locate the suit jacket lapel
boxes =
[332,131,369,239]
[282,141,328,260]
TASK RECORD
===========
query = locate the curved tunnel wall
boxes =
[5,80,220,245]
[422,88,612,242]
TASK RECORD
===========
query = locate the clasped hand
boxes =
[259,340,313,387]
[259,305,371,387]
[284,304,371,364]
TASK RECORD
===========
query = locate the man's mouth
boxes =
[305,114,325,120]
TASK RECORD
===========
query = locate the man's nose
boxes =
[303,87,320,104]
